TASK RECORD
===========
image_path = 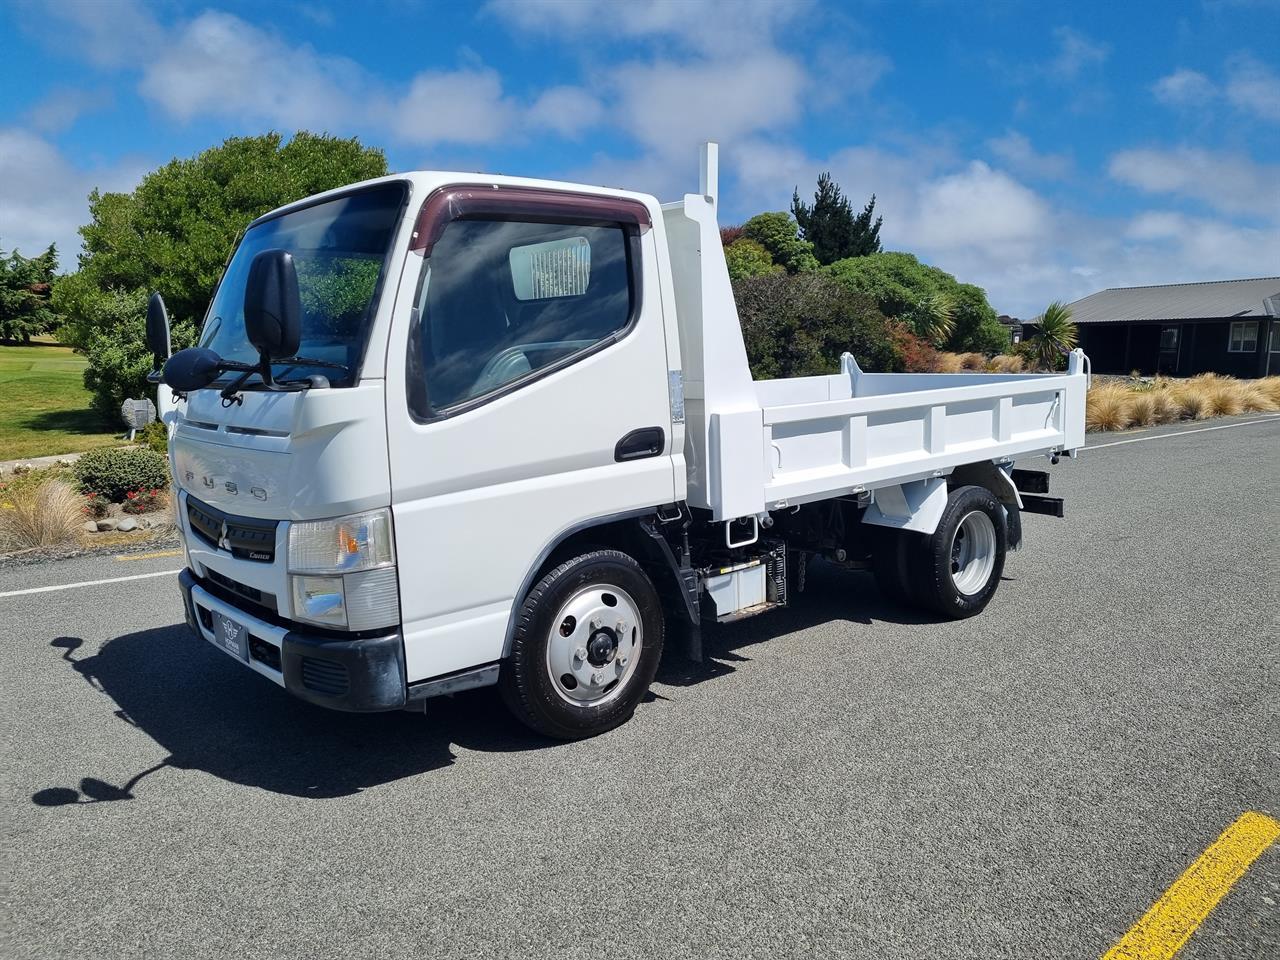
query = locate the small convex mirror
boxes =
[162,347,221,392]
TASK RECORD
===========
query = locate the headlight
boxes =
[288,509,399,630]
[288,508,395,574]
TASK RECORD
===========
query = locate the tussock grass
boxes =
[0,478,85,551]
[934,352,965,373]
[1149,389,1180,424]
[931,352,1025,373]
[1238,382,1279,412]
[1086,374,1280,431]
[1086,383,1134,432]
[1127,391,1157,427]
[1168,382,1209,420]
[1255,376,1280,406]
[987,354,1025,373]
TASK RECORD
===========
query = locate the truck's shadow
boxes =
[32,565,936,804]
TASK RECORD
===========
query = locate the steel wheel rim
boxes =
[545,584,643,706]
[949,510,997,596]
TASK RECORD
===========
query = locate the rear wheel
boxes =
[909,485,1007,619]
[500,549,664,740]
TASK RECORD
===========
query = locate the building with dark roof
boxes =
[1071,277,1280,377]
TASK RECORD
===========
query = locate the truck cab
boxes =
[156,145,1086,739]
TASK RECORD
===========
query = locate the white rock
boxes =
[116,517,139,532]
[96,519,118,532]
[82,521,100,533]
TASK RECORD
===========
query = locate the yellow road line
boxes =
[1102,811,1280,960]
[114,549,184,561]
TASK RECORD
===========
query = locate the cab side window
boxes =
[411,218,636,416]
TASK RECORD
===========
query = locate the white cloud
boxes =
[525,86,605,139]
[394,68,518,146]
[0,128,145,263]
[1120,212,1280,282]
[25,0,165,69]
[1048,27,1109,80]
[610,53,807,158]
[908,162,1052,257]
[986,131,1073,180]
[1225,53,1280,122]
[485,0,810,55]
[1151,69,1217,107]
[24,87,113,134]
[58,9,593,148]
[1108,147,1280,217]
[138,12,370,129]
[1150,54,1280,123]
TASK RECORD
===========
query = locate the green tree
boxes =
[791,173,882,265]
[75,288,198,420]
[741,212,819,274]
[55,131,387,416]
[0,243,60,343]
[66,131,388,341]
[724,238,781,281]
[732,272,902,379]
[826,251,1007,353]
[1027,301,1078,371]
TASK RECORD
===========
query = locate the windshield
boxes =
[200,182,406,387]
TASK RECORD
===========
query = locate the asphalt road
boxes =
[2,415,1277,960]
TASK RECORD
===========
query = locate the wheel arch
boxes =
[948,461,1023,550]
[500,506,694,659]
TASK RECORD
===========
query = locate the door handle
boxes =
[614,427,665,462]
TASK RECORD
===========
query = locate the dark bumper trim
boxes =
[405,662,500,707]
[179,568,409,713]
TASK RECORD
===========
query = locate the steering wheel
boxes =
[471,345,534,394]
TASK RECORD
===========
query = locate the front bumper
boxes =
[179,569,408,712]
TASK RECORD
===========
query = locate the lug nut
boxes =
[574,647,587,662]
[617,656,629,669]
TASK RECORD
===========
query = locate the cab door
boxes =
[383,186,677,684]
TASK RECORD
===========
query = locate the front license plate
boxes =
[212,611,249,662]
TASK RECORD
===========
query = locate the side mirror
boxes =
[244,249,301,361]
[162,347,222,392]
[146,292,171,367]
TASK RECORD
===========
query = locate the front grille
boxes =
[300,657,349,696]
[187,496,278,563]
[206,568,277,614]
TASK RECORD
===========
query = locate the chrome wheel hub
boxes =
[949,510,997,596]
[546,584,643,706]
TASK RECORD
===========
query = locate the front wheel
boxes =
[908,485,1007,619]
[500,549,664,739]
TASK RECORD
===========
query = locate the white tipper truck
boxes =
[147,143,1088,739]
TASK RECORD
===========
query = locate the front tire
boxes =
[500,549,664,740]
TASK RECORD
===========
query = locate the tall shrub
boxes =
[732,272,901,379]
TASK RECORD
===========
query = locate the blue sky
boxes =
[1,0,1277,316]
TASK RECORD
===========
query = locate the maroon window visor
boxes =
[410,185,652,256]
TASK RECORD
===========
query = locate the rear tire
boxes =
[909,485,1007,619]
[500,549,664,740]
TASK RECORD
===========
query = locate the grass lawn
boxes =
[0,344,125,461]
